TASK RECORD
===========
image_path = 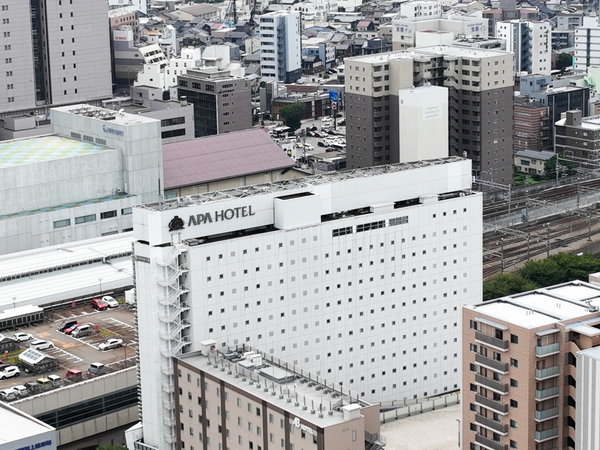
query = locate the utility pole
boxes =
[497,239,505,273]
[544,223,550,258]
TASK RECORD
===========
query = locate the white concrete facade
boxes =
[259,11,302,83]
[400,0,442,18]
[575,16,600,71]
[398,86,449,163]
[495,20,551,75]
[132,157,482,449]
[576,346,600,450]
[0,105,162,254]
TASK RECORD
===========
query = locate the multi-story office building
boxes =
[177,68,252,138]
[173,345,383,450]
[462,281,600,450]
[576,346,600,449]
[513,97,550,151]
[574,16,600,70]
[344,46,514,184]
[0,104,162,254]
[495,20,552,75]
[555,109,600,169]
[259,11,302,83]
[0,0,112,115]
[131,157,482,449]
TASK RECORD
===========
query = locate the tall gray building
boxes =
[0,0,112,115]
[344,46,515,184]
[177,68,252,137]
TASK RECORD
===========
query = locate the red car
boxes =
[64,323,82,335]
[91,298,108,311]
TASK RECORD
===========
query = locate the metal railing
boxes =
[535,407,559,421]
[475,374,508,393]
[475,414,508,434]
[535,366,559,379]
[475,332,509,350]
[535,386,559,400]
[475,434,507,450]
[475,394,508,413]
[535,428,559,441]
[476,354,509,372]
[536,343,560,357]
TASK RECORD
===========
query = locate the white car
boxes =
[102,296,119,308]
[99,338,123,351]
[29,340,54,351]
[0,366,20,380]
[13,332,33,342]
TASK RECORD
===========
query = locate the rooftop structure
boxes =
[0,401,56,449]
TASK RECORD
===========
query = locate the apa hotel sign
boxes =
[168,205,257,231]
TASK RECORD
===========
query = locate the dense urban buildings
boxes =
[174,345,383,450]
[177,68,253,138]
[131,157,482,449]
[0,0,112,115]
[574,15,600,70]
[259,11,302,83]
[344,46,514,184]
[462,281,600,450]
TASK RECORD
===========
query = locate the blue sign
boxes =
[329,91,339,102]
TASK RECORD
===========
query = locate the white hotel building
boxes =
[130,157,483,449]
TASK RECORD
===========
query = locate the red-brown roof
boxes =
[163,128,295,189]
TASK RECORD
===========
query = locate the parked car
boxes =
[0,388,18,401]
[98,338,123,351]
[29,339,54,351]
[65,368,83,382]
[13,332,33,342]
[0,366,20,380]
[88,362,105,375]
[72,324,92,338]
[63,323,82,335]
[91,298,108,311]
[12,385,28,397]
[58,320,78,332]
[102,296,119,308]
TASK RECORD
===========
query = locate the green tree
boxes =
[556,52,573,72]
[483,274,538,301]
[545,155,576,179]
[519,253,600,287]
[279,103,305,131]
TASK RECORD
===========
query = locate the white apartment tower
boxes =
[574,16,600,70]
[0,0,112,115]
[131,157,483,449]
[496,20,552,75]
[259,11,302,83]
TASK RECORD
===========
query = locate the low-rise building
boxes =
[514,149,554,175]
[174,344,383,450]
[0,401,57,450]
[555,109,600,169]
[462,280,600,450]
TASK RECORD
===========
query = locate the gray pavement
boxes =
[381,403,461,450]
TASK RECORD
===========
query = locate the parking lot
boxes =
[0,302,137,392]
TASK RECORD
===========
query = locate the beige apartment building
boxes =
[344,46,514,184]
[174,344,383,450]
[462,281,600,450]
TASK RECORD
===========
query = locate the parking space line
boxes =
[103,317,136,330]
[46,347,83,363]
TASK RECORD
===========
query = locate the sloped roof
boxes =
[163,129,296,189]
[515,150,555,161]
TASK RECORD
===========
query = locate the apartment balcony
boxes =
[476,374,508,394]
[475,414,508,434]
[535,407,559,421]
[475,332,509,350]
[476,354,509,373]
[535,386,559,400]
[535,366,560,380]
[536,343,560,357]
[475,394,508,414]
[534,428,559,442]
[475,434,507,450]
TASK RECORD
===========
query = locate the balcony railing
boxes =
[535,386,559,400]
[536,343,560,356]
[535,428,559,442]
[476,354,509,373]
[535,407,559,421]
[535,366,560,380]
[476,374,509,394]
[475,434,507,450]
[475,414,508,434]
[475,394,508,413]
[475,332,509,350]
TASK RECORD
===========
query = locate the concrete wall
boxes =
[576,349,600,449]
[12,367,138,447]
